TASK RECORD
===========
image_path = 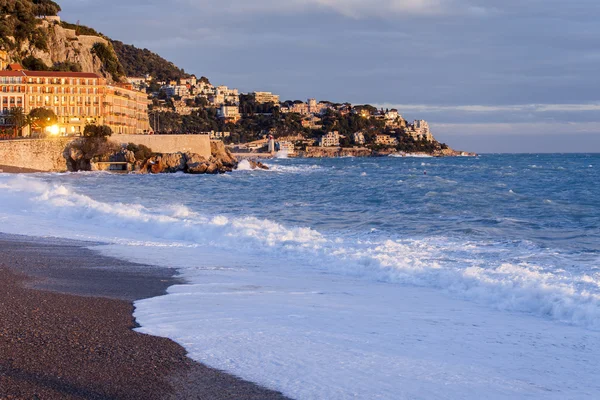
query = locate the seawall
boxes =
[0,135,213,172]
[111,135,211,159]
[0,138,73,172]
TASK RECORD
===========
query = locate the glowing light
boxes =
[47,125,60,136]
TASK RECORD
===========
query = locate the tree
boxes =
[83,124,113,138]
[7,107,27,137]
[27,107,57,134]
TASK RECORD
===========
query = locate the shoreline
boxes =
[0,164,44,173]
[0,233,289,400]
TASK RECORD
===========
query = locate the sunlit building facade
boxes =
[0,70,150,136]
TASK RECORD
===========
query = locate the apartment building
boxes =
[0,70,150,135]
[103,83,152,134]
[217,105,241,123]
[319,131,340,147]
[375,134,398,146]
[253,91,280,104]
[353,132,365,145]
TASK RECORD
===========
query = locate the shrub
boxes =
[91,42,125,81]
[126,143,153,161]
[83,124,113,138]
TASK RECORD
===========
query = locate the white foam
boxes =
[1,174,600,399]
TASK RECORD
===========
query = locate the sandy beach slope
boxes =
[0,233,289,400]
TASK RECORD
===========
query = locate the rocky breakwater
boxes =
[140,141,239,174]
[66,139,269,174]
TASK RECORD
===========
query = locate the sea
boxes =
[1,154,599,399]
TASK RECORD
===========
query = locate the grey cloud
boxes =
[57,0,600,152]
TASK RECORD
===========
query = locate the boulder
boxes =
[185,153,210,174]
[248,160,269,170]
[211,141,238,170]
[161,153,187,173]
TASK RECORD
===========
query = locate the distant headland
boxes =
[0,0,473,175]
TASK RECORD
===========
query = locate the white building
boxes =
[413,120,434,142]
[217,105,241,122]
[353,132,365,145]
[277,141,295,155]
[254,91,280,104]
[319,131,340,147]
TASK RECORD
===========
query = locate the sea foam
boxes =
[0,174,599,330]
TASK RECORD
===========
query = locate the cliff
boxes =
[1,19,123,82]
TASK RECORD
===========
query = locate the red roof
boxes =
[0,70,101,78]
[8,64,24,71]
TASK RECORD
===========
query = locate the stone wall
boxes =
[0,138,73,172]
[111,134,212,159]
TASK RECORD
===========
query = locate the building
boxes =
[209,131,231,140]
[412,120,434,142]
[97,83,150,134]
[375,134,398,146]
[353,132,365,145]
[301,115,322,129]
[319,131,340,147]
[217,105,241,123]
[276,141,295,155]
[253,91,280,104]
[0,70,150,136]
[282,102,309,115]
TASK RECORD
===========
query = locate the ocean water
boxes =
[1,154,599,399]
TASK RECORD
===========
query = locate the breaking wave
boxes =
[1,174,599,330]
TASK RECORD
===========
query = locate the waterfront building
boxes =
[103,83,152,134]
[276,141,295,155]
[0,70,150,135]
[319,131,340,147]
[253,91,280,104]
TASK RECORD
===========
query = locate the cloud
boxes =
[374,103,600,114]
[172,0,480,18]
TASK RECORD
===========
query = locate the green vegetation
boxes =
[22,55,82,72]
[111,40,190,82]
[83,124,113,138]
[0,0,60,50]
[6,107,27,136]
[126,143,153,161]
[91,42,125,81]
[27,107,57,130]
[60,20,108,40]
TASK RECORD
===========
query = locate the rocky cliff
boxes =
[9,20,120,81]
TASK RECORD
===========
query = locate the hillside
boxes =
[0,1,60,49]
[111,41,190,82]
[0,0,195,84]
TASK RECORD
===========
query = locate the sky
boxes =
[59,0,600,153]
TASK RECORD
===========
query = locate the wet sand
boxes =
[0,233,289,400]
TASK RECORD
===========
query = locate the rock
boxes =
[137,144,240,175]
[16,20,116,81]
[69,147,84,162]
[160,153,186,173]
[248,160,269,170]
[124,150,136,164]
[185,153,210,174]
[210,141,238,170]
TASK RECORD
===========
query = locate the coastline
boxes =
[0,233,289,400]
[0,164,43,173]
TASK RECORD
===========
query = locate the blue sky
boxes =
[60,0,600,152]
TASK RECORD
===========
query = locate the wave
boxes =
[1,174,599,330]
